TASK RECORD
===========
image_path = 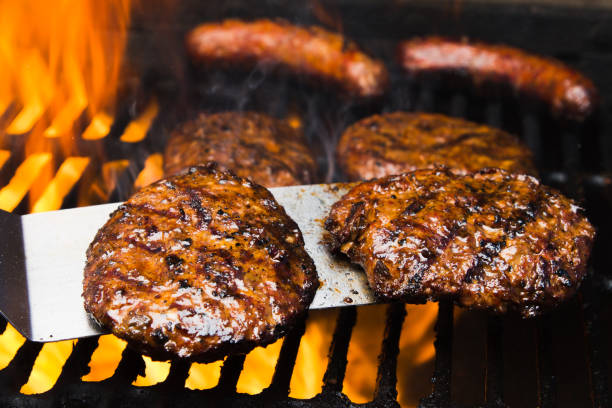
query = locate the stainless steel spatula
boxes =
[0,183,375,343]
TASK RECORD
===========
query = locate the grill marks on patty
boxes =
[325,168,595,317]
[83,164,318,362]
[163,112,317,188]
[336,112,537,181]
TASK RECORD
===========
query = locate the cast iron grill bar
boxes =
[522,113,541,165]
[265,314,307,396]
[160,359,191,390]
[535,316,557,408]
[372,302,406,405]
[54,337,100,386]
[321,306,357,394]
[560,122,610,407]
[214,354,246,393]
[105,345,145,386]
[0,340,43,392]
[484,316,505,408]
[419,300,453,408]
[581,278,610,408]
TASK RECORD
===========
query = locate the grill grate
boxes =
[0,2,612,407]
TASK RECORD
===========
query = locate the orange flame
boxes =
[0,0,439,401]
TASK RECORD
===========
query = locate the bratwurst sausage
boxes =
[397,37,597,121]
[186,19,389,98]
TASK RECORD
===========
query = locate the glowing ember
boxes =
[133,357,171,386]
[32,157,90,213]
[289,309,339,398]
[236,339,284,394]
[82,335,126,382]
[119,99,159,143]
[134,153,164,189]
[0,153,52,212]
[82,112,113,140]
[0,150,10,170]
[185,360,224,390]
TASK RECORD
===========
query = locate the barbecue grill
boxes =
[0,1,610,407]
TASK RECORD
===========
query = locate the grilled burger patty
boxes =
[397,37,598,121]
[337,112,537,181]
[83,164,318,361]
[325,168,595,317]
[186,19,388,98]
[164,112,316,188]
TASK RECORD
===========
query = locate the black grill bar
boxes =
[215,354,246,393]
[265,315,307,396]
[0,339,43,392]
[419,300,454,408]
[485,316,505,408]
[581,279,611,408]
[535,317,557,408]
[322,306,357,394]
[55,337,99,386]
[372,303,406,405]
[107,345,145,386]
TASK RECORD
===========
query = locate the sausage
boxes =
[397,37,598,121]
[186,19,389,98]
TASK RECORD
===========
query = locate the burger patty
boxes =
[397,37,598,121]
[325,168,595,317]
[186,19,388,98]
[337,112,537,181]
[83,164,318,361]
[164,112,317,187]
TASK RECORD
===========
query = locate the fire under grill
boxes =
[0,1,612,407]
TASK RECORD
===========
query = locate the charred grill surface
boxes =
[163,112,317,187]
[397,37,598,121]
[83,164,318,362]
[325,168,595,317]
[186,19,389,99]
[337,112,537,181]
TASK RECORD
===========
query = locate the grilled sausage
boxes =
[325,168,595,317]
[337,112,537,180]
[397,37,598,121]
[186,19,389,98]
[164,112,317,187]
[83,164,318,361]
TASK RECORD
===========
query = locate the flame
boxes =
[120,99,159,143]
[134,153,164,189]
[0,0,440,400]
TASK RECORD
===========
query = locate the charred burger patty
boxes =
[83,164,318,361]
[337,112,537,181]
[325,168,594,317]
[164,112,316,188]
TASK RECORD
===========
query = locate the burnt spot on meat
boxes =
[152,329,169,345]
[554,268,573,287]
[325,168,594,317]
[165,255,184,270]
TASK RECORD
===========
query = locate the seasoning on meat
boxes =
[186,19,389,98]
[397,37,598,121]
[164,112,317,188]
[83,164,318,361]
[337,112,537,181]
[325,168,595,317]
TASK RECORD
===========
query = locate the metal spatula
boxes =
[0,184,375,343]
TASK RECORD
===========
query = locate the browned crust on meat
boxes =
[325,168,595,317]
[337,112,537,181]
[163,112,317,188]
[397,37,598,121]
[186,19,389,98]
[83,164,318,362]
